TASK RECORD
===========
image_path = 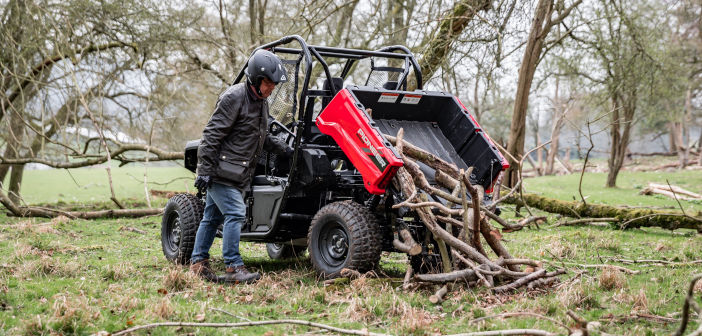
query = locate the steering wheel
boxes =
[269,119,295,140]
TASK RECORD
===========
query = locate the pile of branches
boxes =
[385,129,563,301]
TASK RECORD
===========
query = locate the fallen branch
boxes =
[111,319,391,336]
[555,217,618,227]
[445,329,556,336]
[607,258,702,267]
[385,134,460,179]
[387,128,561,299]
[650,183,702,199]
[503,192,702,232]
[468,312,571,335]
[640,184,702,201]
[415,268,477,283]
[118,226,147,234]
[392,201,463,216]
[0,143,183,168]
[393,227,422,256]
[600,313,680,324]
[551,260,639,275]
[492,269,546,294]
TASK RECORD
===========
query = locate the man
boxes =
[189,49,291,284]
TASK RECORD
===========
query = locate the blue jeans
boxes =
[191,182,246,268]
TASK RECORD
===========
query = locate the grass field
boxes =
[1,165,701,335]
[8,164,194,205]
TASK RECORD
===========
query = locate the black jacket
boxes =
[197,83,287,190]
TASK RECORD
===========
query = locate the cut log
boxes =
[503,193,702,232]
[640,183,702,201]
[647,183,701,199]
[429,285,448,304]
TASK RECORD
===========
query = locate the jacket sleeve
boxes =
[197,93,241,176]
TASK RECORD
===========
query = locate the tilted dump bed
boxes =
[316,86,508,195]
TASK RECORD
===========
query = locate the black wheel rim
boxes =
[318,220,349,268]
[270,243,285,252]
[164,211,181,254]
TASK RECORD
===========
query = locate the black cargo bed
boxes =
[375,119,468,185]
[346,86,507,191]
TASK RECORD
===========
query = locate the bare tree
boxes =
[504,0,582,187]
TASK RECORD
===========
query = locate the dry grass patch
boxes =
[149,297,174,319]
[50,293,100,333]
[162,266,201,292]
[599,267,627,290]
[632,288,649,313]
[541,238,578,259]
[19,315,46,336]
[394,305,436,334]
[12,242,39,261]
[343,296,375,322]
[557,279,598,309]
[103,284,142,313]
[596,238,621,252]
[15,256,81,279]
[102,263,135,281]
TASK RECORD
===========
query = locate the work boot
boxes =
[219,265,261,284]
[189,259,219,283]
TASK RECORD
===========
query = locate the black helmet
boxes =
[244,49,288,88]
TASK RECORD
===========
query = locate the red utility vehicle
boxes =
[161,36,508,277]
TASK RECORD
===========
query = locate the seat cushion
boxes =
[253,175,274,185]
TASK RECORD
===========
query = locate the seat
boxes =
[321,77,345,108]
[253,175,275,185]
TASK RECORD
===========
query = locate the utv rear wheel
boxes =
[161,194,204,265]
[266,243,307,260]
[308,201,382,278]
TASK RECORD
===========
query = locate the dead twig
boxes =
[112,320,392,336]
[468,312,571,335]
[607,258,702,267]
[673,273,702,336]
[555,217,618,227]
[445,329,556,336]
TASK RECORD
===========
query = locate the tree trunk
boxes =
[679,86,693,168]
[248,0,257,45]
[546,78,567,175]
[505,0,554,187]
[671,121,687,168]
[414,0,491,88]
[606,94,635,188]
[1,102,26,197]
[8,164,24,205]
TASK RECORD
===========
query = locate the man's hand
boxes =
[283,146,295,158]
[194,175,212,193]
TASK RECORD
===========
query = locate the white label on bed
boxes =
[378,93,399,103]
[401,94,421,104]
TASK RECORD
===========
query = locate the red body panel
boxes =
[315,89,403,195]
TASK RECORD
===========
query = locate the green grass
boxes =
[8,164,193,205]
[0,167,701,335]
[524,170,702,214]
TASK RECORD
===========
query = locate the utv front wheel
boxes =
[308,201,382,278]
[161,194,204,265]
